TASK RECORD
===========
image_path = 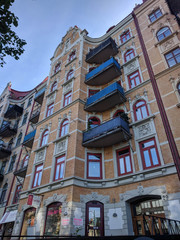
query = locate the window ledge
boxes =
[51,69,61,78]
[53,134,70,143]
[65,57,77,67]
[148,12,168,27]
[34,144,49,152]
[62,77,75,87]
[154,31,178,47]
[46,89,58,98]
[118,36,135,48]
[121,55,139,68]
[129,114,155,127]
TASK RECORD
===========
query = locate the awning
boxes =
[0,210,17,224]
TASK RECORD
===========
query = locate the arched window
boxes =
[16,133,22,147]
[40,130,49,147]
[69,51,76,62]
[133,100,149,121]
[124,49,135,62]
[157,27,171,41]
[51,81,57,92]
[177,82,180,95]
[54,63,61,74]
[0,183,8,203]
[66,69,74,81]
[113,110,124,118]
[88,117,100,129]
[23,155,29,168]
[44,202,62,236]
[59,119,69,137]
[21,208,36,237]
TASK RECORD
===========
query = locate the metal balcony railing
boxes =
[34,87,46,104]
[0,121,17,137]
[14,159,28,178]
[86,37,118,64]
[29,108,41,124]
[85,82,126,112]
[83,116,131,148]
[4,104,23,119]
[85,57,121,86]
[23,129,36,148]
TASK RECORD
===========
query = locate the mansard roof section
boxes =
[51,26,83,60]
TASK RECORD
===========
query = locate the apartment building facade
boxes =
[0,0,179,238]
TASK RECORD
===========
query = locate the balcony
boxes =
[85,57,121,86]
[82,116,131,148]
[29,109,40,124]
[0,172,4,182]
[34,87,46,104]
[85,82,126,112]
[86,37,118,64]
[23,129,36,148]
[4,104,23,119]
[0,122,17,137]
[0,142,11,159]
[14,160,28,178]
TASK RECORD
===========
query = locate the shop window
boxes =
[27,97,33,107]
[66,69,74,81]
[165,48,180,68]
[21,208,36,237]
[51,81,57,92]
[156,27,171,41]
[40,129,49,147]
[54,155,65,181]
[128,70,141,88]
[88,117,100,129]
[139,138,161,169]
[46,103,54,117]
[22,155,29,168]
[54,63,61,74]
[120,30,131,44]
[149,8,162,23]
[133,100,149,121]
[22,112,28,125]
[0,183,8,204]
[88,89,100,97]
[87,153,102,179]
[116,147,132,176]
[124,49,135,62]
[32,164,43,188]
[59,119,69,137]
[63,91,72,107]
[13,185,22,204]
[44,202,62,236]
[16,133,22,147]
[8,155,16,172]
[69,51,76,62]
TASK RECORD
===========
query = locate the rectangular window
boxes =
[87,153,102,179]
[27,97,33,107]
[128,70,141,89]
[32,164,43,188]
[63,91,72,107]
[165,48,180,68]
[13,185,22,204]
[116,147,132,176]
[22,113,28,125]
[139,138,161,169]
[149,9,162,22]
[8,155,16,172]
[120,30,131,44]
[54,155,65,181]
[88,89,100,98]
[46,103,54,117]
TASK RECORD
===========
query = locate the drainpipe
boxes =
[132,12,180,179]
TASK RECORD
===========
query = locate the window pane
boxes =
[150,148,159,165]
[89,162,100,177]
[119,158,125,174]
[60,163,64,178]
[143,140,154,148]
[136,109,142,121]
[34,174,38,187]
[143,150,151,167]
[55,165,60,180]
[141,106,148,118]
[125,156,131,172]
[38,172,42,185]
[88,154,101,161]
[168,58,176,67]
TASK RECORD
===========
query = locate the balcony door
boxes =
[86,201,104,237]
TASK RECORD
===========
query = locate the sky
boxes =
[0,0,143,94]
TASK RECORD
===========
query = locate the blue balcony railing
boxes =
[85,82,126,112]
[23,130,36,146]
[34,87,46,104]
[83,116,131,148]
[86,37,118,64]
[85,57,121,86]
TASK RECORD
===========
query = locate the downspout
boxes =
[132,12,180,180]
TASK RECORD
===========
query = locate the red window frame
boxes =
[165,48,180,68]
[59,119,69,137]
[133,100,149,121]
[32,164,43,188]
[23,155,29,168]
[149,9,162,23]
[46,103,54,117]
[13,185,22,204]
[69,51,76,62]
[124,49,135,62]
[116,147,132,176]
[88,89,100,97]
[128,70,141,89]
[88,117,100,129]
[51,81,57,92]
[87,153,102,179]
[139,138,161,169]
[120,30,131,44]
[40,129,49,147]
[54,155,65,181]
[54,63,61,74]
[66,69,74,81]
[63,91,72,107]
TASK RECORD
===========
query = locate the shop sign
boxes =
[27,194,41,207]
[61,218,70,226]
[73,218,83,226]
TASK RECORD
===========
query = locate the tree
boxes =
[0,0,26,67]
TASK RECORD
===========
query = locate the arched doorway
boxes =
[20,207,36,239]
[86,201,104,237]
